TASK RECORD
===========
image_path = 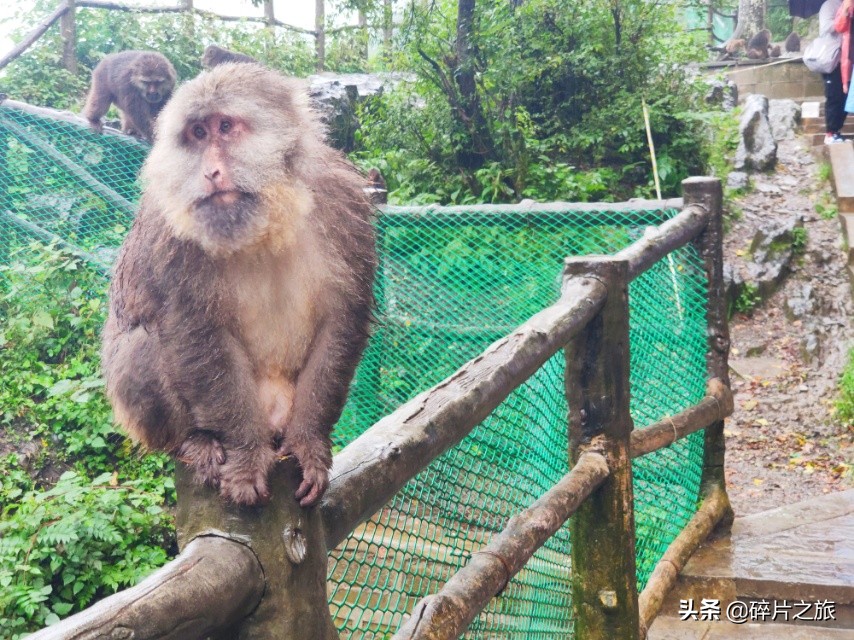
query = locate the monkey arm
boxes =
[82,73,113,132]
[119,96,155,141]
[282,298,373,506]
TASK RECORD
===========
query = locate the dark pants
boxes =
[823,64,848,134]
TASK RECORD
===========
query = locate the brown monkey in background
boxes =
[83,51,177,142]
[101,63,377,507]
[201,45,259,69]
[746,29,771,59]
[784,32,801,53]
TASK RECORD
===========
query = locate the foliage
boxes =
[732,282,760,315]
[354,0,716,204]
[0,243,175,637]
[836,348,854,424]
[791,226,807,255]
[0,471,172,639]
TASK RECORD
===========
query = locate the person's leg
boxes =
[824,65,845,135]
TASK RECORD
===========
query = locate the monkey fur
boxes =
[201,45,259,69]
[770,44,781,58]
[83,51,177,143]
[745,29,771,59]
[784,32,801,53]
[101,64,377,507]
[716,38,745,60]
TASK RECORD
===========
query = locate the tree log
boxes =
[176,459,339,640]
[26,536,264,640]
[0,2,69,72]
[321,276,607,549]
[637,485,730,637]
[390,452,610,640]
[613,203,709,281]
[630,379,733,459]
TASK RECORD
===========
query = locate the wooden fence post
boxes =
[175,459,339,640]
[684,177,733,510]
[564,257,640,640]
[60,0,77,74]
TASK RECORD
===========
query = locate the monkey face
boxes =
[142,64,319,255]
[130,58,176,105]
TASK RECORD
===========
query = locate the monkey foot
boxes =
[218,449,274,506]
[276,439,331,508]
[178,431,226,487]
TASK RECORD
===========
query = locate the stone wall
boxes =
[702,58,824,102]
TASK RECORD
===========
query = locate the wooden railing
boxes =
[27,177,732,640]
[0,0,391,74]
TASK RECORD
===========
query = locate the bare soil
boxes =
[722,135,854,515]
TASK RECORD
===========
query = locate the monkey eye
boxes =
[191,124,207,140]
[219,119,233,134]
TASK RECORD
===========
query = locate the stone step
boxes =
[839,214,854,259]
[829,141,854,212]
[803,120,854,134]
[801,100,823,119]
[659,490,854,631]
[648,616,854,639]
[810,132,854,146]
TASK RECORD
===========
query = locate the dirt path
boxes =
[722,135,854,516]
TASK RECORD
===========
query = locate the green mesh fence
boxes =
[0,102,709,638]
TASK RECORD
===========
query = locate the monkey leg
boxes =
[82,79,112,133]
[177,431,226,487]
[118,99,155,141]
[278,307,371,507]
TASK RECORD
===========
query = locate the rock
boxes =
[734,94,778,172]
[727,171,749,190]
[745,214,803,296]
[308,72,415,151]
[768,99,801,141]
[723,262,745,304]
[755,182,782,195]
[784,283,815,320]
[744,340,768,356]
[800,329,821,363]
[705,78,738,111]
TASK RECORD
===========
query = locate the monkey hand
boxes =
[177,431,226,487]
[88,119,104,134]
[276,435,331,508]
[218,446,275,506]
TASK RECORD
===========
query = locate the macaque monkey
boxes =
[83,51,177,142]
[770,44,782,58]
[784,32,801,53]
[101,64,377,507]
[717,38,745,60]
[746,29,771,59]
[201,45,259,69]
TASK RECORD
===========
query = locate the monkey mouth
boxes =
[206,190,242,206]
[143,93,162,104]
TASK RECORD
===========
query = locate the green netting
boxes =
[0,103,709,639]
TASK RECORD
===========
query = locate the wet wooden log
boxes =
[637,484,730,637]
[630,379,733,459]
[390,452,610,640]
[614,203,709,281]
[321,276,608,549]
[565,257,640,640]
[176,458,339,640]
[26,536,264,640]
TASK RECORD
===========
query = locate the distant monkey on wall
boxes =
[201,45,259,69]
[83,51,177,142]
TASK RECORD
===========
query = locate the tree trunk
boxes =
[731,0,766,42]
[383,0,393,58]
[60,0,77,74]
[453,0,493,169]
[316,0,326,71]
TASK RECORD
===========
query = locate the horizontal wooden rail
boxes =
[0,98,148,149]
[390,452,610,640]
[614,203,709,281]
[638,485,731,637]
[26,535,264,640]
[630,379,733,459]
[379,198,684,227]
[320,275,608,549]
